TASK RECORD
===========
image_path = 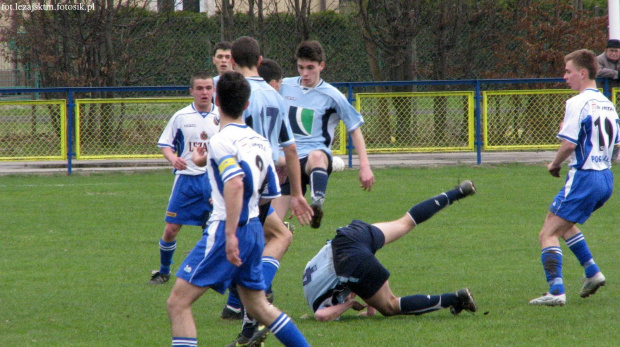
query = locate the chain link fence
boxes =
[75,98,192,159]
[0,100,66,159]
[356,92,474,153]
[483,90,578,150]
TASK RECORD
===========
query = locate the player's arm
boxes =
[314,296,366,322]
[161,146,187,171]
[224,175,244,266]
[282,143,313,226]
[349,128,375,190]
[548,139,576,177]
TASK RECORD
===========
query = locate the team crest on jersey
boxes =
[288,106,314,136]
[200,131,208,140]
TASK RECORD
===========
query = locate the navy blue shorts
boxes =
[280,150,333,196]
[331,220,389,299]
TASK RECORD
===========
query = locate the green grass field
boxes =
[1,164,619,346]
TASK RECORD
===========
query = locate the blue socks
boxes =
[228,256,280,314]
[262,256,280,292]
[268,313,310,347]
[310,168,328,202]
[566,233,600,278]
[541,246,564,295]
[159,239,177,275]
[171,337,196,347]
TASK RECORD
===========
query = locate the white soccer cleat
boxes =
[580,272,606,298]
[529,292,566,306]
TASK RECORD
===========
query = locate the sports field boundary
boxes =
[0,151,557,176]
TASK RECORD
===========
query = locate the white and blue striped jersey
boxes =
[279,77,365,158]
[558,88,620,170]
[302,242,351,313]
[244,77,295,162]
[206,123,281,225]
[158,103,220,175]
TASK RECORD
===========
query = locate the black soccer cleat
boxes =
[148,270,170,285]
[457,180,476,197]
[221,305,244,320]
[450,288,477,315]
[310,200,324,229]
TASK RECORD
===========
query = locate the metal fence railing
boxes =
[1,79,618,174]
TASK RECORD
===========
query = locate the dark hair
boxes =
[190,71,212,88]
[216,71,251,118]
[231,36,260,68]
[212,41,232,56]
[257,59,283,83]
[295,40,325,63]
[565,49,598,79]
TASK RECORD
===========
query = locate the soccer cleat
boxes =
[450,288,477,315]
[457,180,476,197]
[529,292,566,306]
[148,270,170,285]
[580,272,606,298]
[225,325,268,347]
[221,305,244,320]
[310,200,324,229]
[283,221,295,234]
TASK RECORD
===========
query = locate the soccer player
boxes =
[167,71,309,347]
[149,71,219,284]
[529,49,620,306]
[223,36,313,344]
[211,41,233,87]
[273,40,375,229]
[303,181,478,321]
[257,58,284,92]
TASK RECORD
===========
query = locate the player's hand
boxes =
[225,235,242,267]
[351,301,366,311]
[192,147,207,167]
[357,306,377,316]
[172,157,188,171]
[359,166,375,191]
[289,195,313,226]
[548,162,561,177]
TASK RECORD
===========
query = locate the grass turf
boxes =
[1,164,619,346]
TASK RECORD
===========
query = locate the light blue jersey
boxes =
[558,88,620,170]
[279,77,364,158]
[302,242,351,313]
[207,123,281,225]
[244,77,295,162]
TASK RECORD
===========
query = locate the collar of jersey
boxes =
[222,123,248,130]
[191,102,215,116]
[297,77,324,90]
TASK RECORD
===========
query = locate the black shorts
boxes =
[331,220,389,299]
[280,150,333,196]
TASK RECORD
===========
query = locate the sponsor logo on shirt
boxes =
[166,211,177,217]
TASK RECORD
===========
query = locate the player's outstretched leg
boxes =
[396,288,478,316]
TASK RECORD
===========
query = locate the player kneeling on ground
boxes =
[302,181,478,321]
